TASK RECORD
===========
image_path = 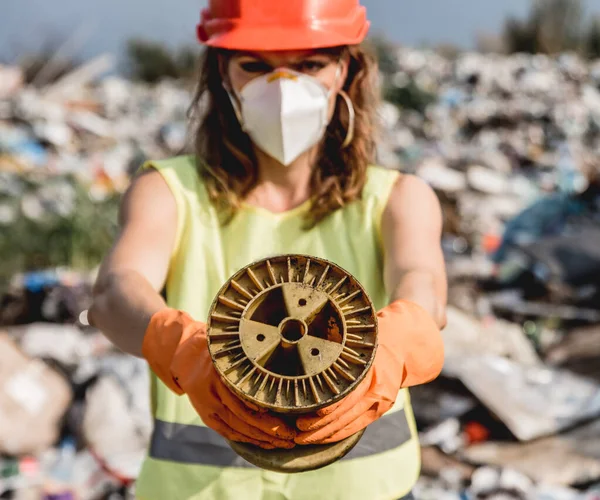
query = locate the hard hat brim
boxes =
[198,22,370,52]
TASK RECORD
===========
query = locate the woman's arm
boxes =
[88,169,178,357]
[294,174,446,443]
[381,174,448,329]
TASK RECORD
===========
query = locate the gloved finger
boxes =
[218,409,296,449]
[240,398,269,413]
[317,410,378,444]
[219,396,295,449]
[182,384,294,448]
[316,398,398,444]
[294,398,373,445]
[216,381,296,439]
[314,368,373,418]
[206,415,276,450]
[296,370,373,431]
[319,369,373,418]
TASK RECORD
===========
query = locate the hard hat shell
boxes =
[197,0,370,51]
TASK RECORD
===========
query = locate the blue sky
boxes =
[3,0,600,65]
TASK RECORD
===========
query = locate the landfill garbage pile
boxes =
[1,48,600,499]
[376,49,600,499]
[379,48,600,241]
[0,269,149,499]
[0,57,193,292]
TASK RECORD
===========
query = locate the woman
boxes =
[90,1,447,499]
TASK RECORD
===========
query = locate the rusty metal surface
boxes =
[207,255,378,414]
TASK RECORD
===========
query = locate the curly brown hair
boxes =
[188,44,380,228]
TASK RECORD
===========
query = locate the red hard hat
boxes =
[197,0,370,51]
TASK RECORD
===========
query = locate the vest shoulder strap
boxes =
[363,165,400,245]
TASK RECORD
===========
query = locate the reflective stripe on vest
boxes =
[149,408,412,467]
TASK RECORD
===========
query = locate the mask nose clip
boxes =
[267,69,299,83]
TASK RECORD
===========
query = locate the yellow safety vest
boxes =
[135,156,421,500]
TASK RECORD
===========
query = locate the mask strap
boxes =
[224,84,246,130]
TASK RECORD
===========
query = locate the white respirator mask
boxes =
[227,65,348,166]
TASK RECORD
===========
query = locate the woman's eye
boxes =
[239,61,272,73]
[297,61,327,73]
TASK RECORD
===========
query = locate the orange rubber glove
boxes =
[294,300,444,445]
[142,309,296,449]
